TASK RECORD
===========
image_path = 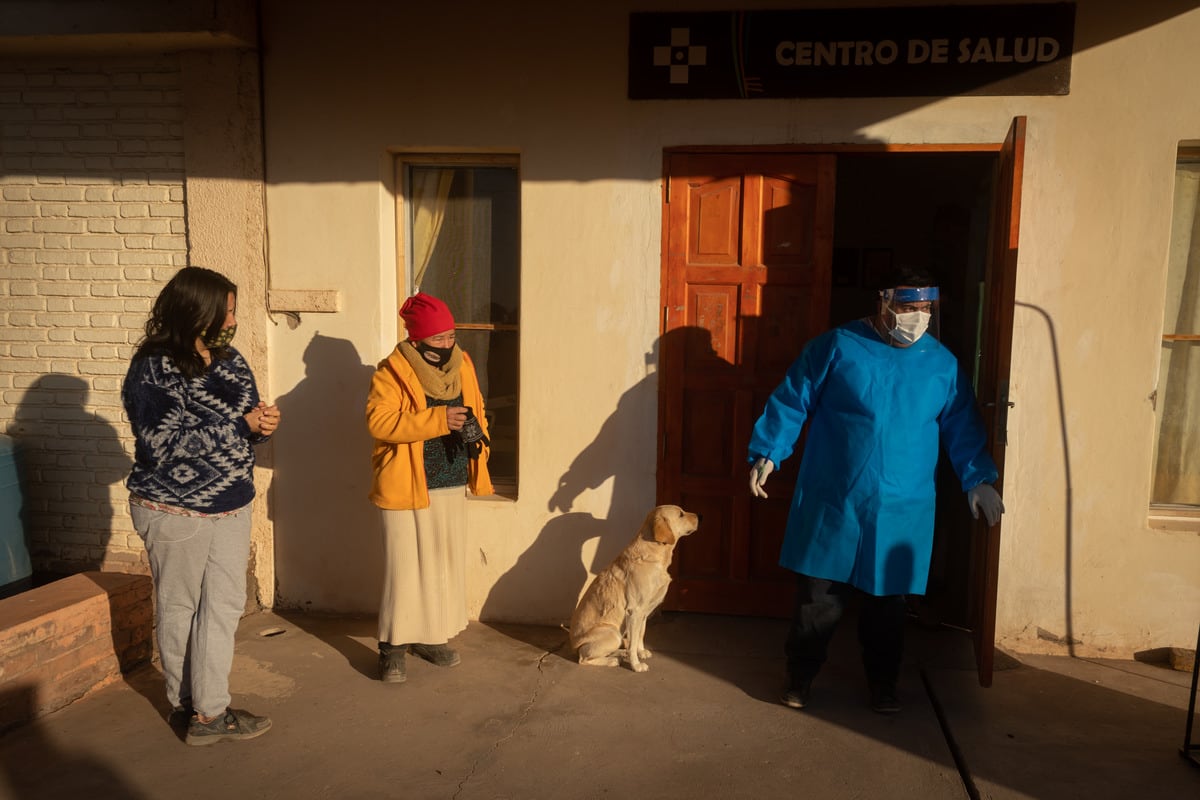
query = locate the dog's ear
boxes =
[651,514,676,544]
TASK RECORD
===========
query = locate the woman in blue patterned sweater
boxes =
[123,266,280,746]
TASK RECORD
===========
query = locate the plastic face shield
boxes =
[880,286,940,345]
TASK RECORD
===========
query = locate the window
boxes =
[1151,146,1200,511]
[396,155,520,493]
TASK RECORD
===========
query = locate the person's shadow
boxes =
[6,374,133,578]
[545,338,662,518]
[270,333,382,677]
[4,375,166,720]
[480,510,608,650]
[0,686,150,799]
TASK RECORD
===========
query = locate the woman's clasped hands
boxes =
[245,401,281,435]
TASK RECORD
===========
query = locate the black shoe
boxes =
[379,643,407,683]
[869,682,901,714]
[409,642,460,667]
[781,679,812,710]
[185,708,271,746]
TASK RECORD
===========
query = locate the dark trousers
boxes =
[785,574,907,687]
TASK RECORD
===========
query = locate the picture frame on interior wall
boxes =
[862,248,893,290]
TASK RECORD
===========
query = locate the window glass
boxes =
[405,161,520,489]
[1151,155,1200,507]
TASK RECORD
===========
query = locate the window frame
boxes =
[393,153,521,500]
[1149,144,1200,527]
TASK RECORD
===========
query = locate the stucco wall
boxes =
[993,12,1200,656]
[258,0,1200,655]
[178,49,272,608]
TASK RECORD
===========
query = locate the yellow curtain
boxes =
[411,168,455,289]
[1153,164,1200,505]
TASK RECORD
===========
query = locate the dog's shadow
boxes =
[481,511,628,659]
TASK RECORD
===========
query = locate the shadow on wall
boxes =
[1015,301,1075,654]
[481,338,662,627]
[546,337,660,520]
[481,511,611,627]
[7,374,134,577]
[271,333,381,613]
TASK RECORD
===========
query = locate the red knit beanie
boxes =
[399,292,455,341]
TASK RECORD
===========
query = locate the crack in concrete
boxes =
[453,638,569,799]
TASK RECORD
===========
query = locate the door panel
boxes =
[661,153,836,616]
[971,117,1025,687]
[761,176,816,267]
[682,388,734,475]
[690,177,742,265]
[677,489,730,578]
[690,284,738,359]
[760,286,821,369]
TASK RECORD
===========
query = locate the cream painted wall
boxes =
[179,49,273,608]
[993,13,1200,656]
[257,0,1200,655]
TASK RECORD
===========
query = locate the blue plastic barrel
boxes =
[0,434,32,596]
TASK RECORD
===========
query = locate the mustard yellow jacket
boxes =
[366,347,494,510]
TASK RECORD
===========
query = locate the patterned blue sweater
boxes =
[123,347,270,514]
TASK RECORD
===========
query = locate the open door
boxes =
[972,117,1026,687]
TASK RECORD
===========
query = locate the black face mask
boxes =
[416,342,454,366]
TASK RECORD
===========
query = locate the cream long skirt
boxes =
[377,486,469,646]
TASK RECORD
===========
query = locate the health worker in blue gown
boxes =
[747,266,1005,715]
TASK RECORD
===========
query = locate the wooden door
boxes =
[659,153,836,616]
[971,117,1026,687]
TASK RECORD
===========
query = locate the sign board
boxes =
[629,4,1075,98]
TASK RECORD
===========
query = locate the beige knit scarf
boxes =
[398,341,463,401]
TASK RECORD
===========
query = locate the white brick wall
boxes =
[0,57,187,576]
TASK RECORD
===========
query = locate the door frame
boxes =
[658,120,1024,687]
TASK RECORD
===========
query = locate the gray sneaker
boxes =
[185,708,272,746]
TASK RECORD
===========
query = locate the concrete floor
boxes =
[0,610,1196,799]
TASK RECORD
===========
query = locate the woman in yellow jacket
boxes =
[366,292,493,683]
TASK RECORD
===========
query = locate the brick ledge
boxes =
[0,571,152,734]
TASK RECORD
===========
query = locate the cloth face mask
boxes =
[416,342,454,366]
[205,324,237,349]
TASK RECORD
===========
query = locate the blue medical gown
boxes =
[748,319,998,596]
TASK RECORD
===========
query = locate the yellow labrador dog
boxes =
[569,505,699,672]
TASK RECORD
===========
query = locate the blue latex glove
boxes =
[967,483,1005,526]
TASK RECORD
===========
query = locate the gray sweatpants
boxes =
[131,502,251,718]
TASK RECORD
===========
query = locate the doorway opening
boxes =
[831,152,997,630]
[660,120,1025,686]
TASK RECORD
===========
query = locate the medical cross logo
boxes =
[652,28,707,84]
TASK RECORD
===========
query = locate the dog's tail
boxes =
[560,621,579,651]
